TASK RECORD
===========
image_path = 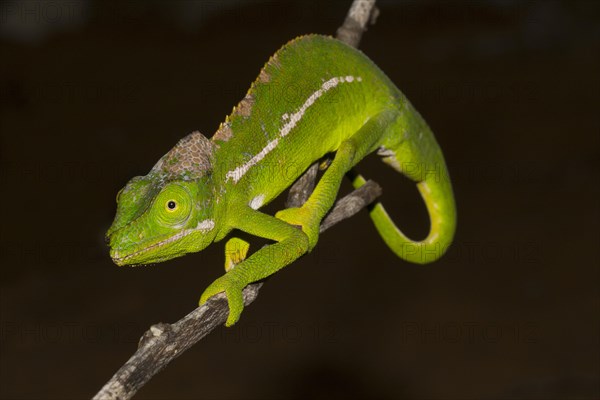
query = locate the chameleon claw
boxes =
[199,275,245,327]
[223,285,244,327]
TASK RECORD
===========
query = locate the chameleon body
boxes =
[106,35,456,326]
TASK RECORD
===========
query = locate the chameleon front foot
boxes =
[199,275,244,327]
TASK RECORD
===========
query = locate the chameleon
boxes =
[106,34,456,326]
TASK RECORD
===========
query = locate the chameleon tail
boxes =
[352,107,456,264]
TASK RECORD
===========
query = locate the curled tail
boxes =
[354,105,456,264]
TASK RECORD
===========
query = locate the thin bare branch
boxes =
[285,162,319,208]
[93,284,261,400]
[336,0,378,47]
[320,180,381,233]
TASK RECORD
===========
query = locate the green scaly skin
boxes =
[106,35,457,326]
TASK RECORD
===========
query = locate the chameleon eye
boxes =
[166,200,177,211]
[155,184,192,228]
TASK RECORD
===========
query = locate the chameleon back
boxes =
[211,34,403,204]
[210,34,456,264]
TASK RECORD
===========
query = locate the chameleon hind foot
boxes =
[275,207,320,250]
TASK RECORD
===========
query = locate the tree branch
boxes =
[93,1,378,399]
[336,0,379,48]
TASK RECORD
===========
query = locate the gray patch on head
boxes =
[152,131,215,180]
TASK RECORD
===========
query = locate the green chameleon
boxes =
[106,35,456,326]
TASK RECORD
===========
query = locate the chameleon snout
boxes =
[108,242,148,266]
[107,242,129,267]
[105,228,133,266]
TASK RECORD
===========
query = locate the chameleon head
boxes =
[105,131,218,266]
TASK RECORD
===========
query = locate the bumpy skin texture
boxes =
[106,35,456,326]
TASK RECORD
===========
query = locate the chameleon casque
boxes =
[106,35,456,326]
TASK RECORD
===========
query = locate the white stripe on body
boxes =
[225,76,362,183]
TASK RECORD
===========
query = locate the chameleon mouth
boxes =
[110,219,216,266]
[111,230,193,266]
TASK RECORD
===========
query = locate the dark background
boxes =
[1,0,598,399]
